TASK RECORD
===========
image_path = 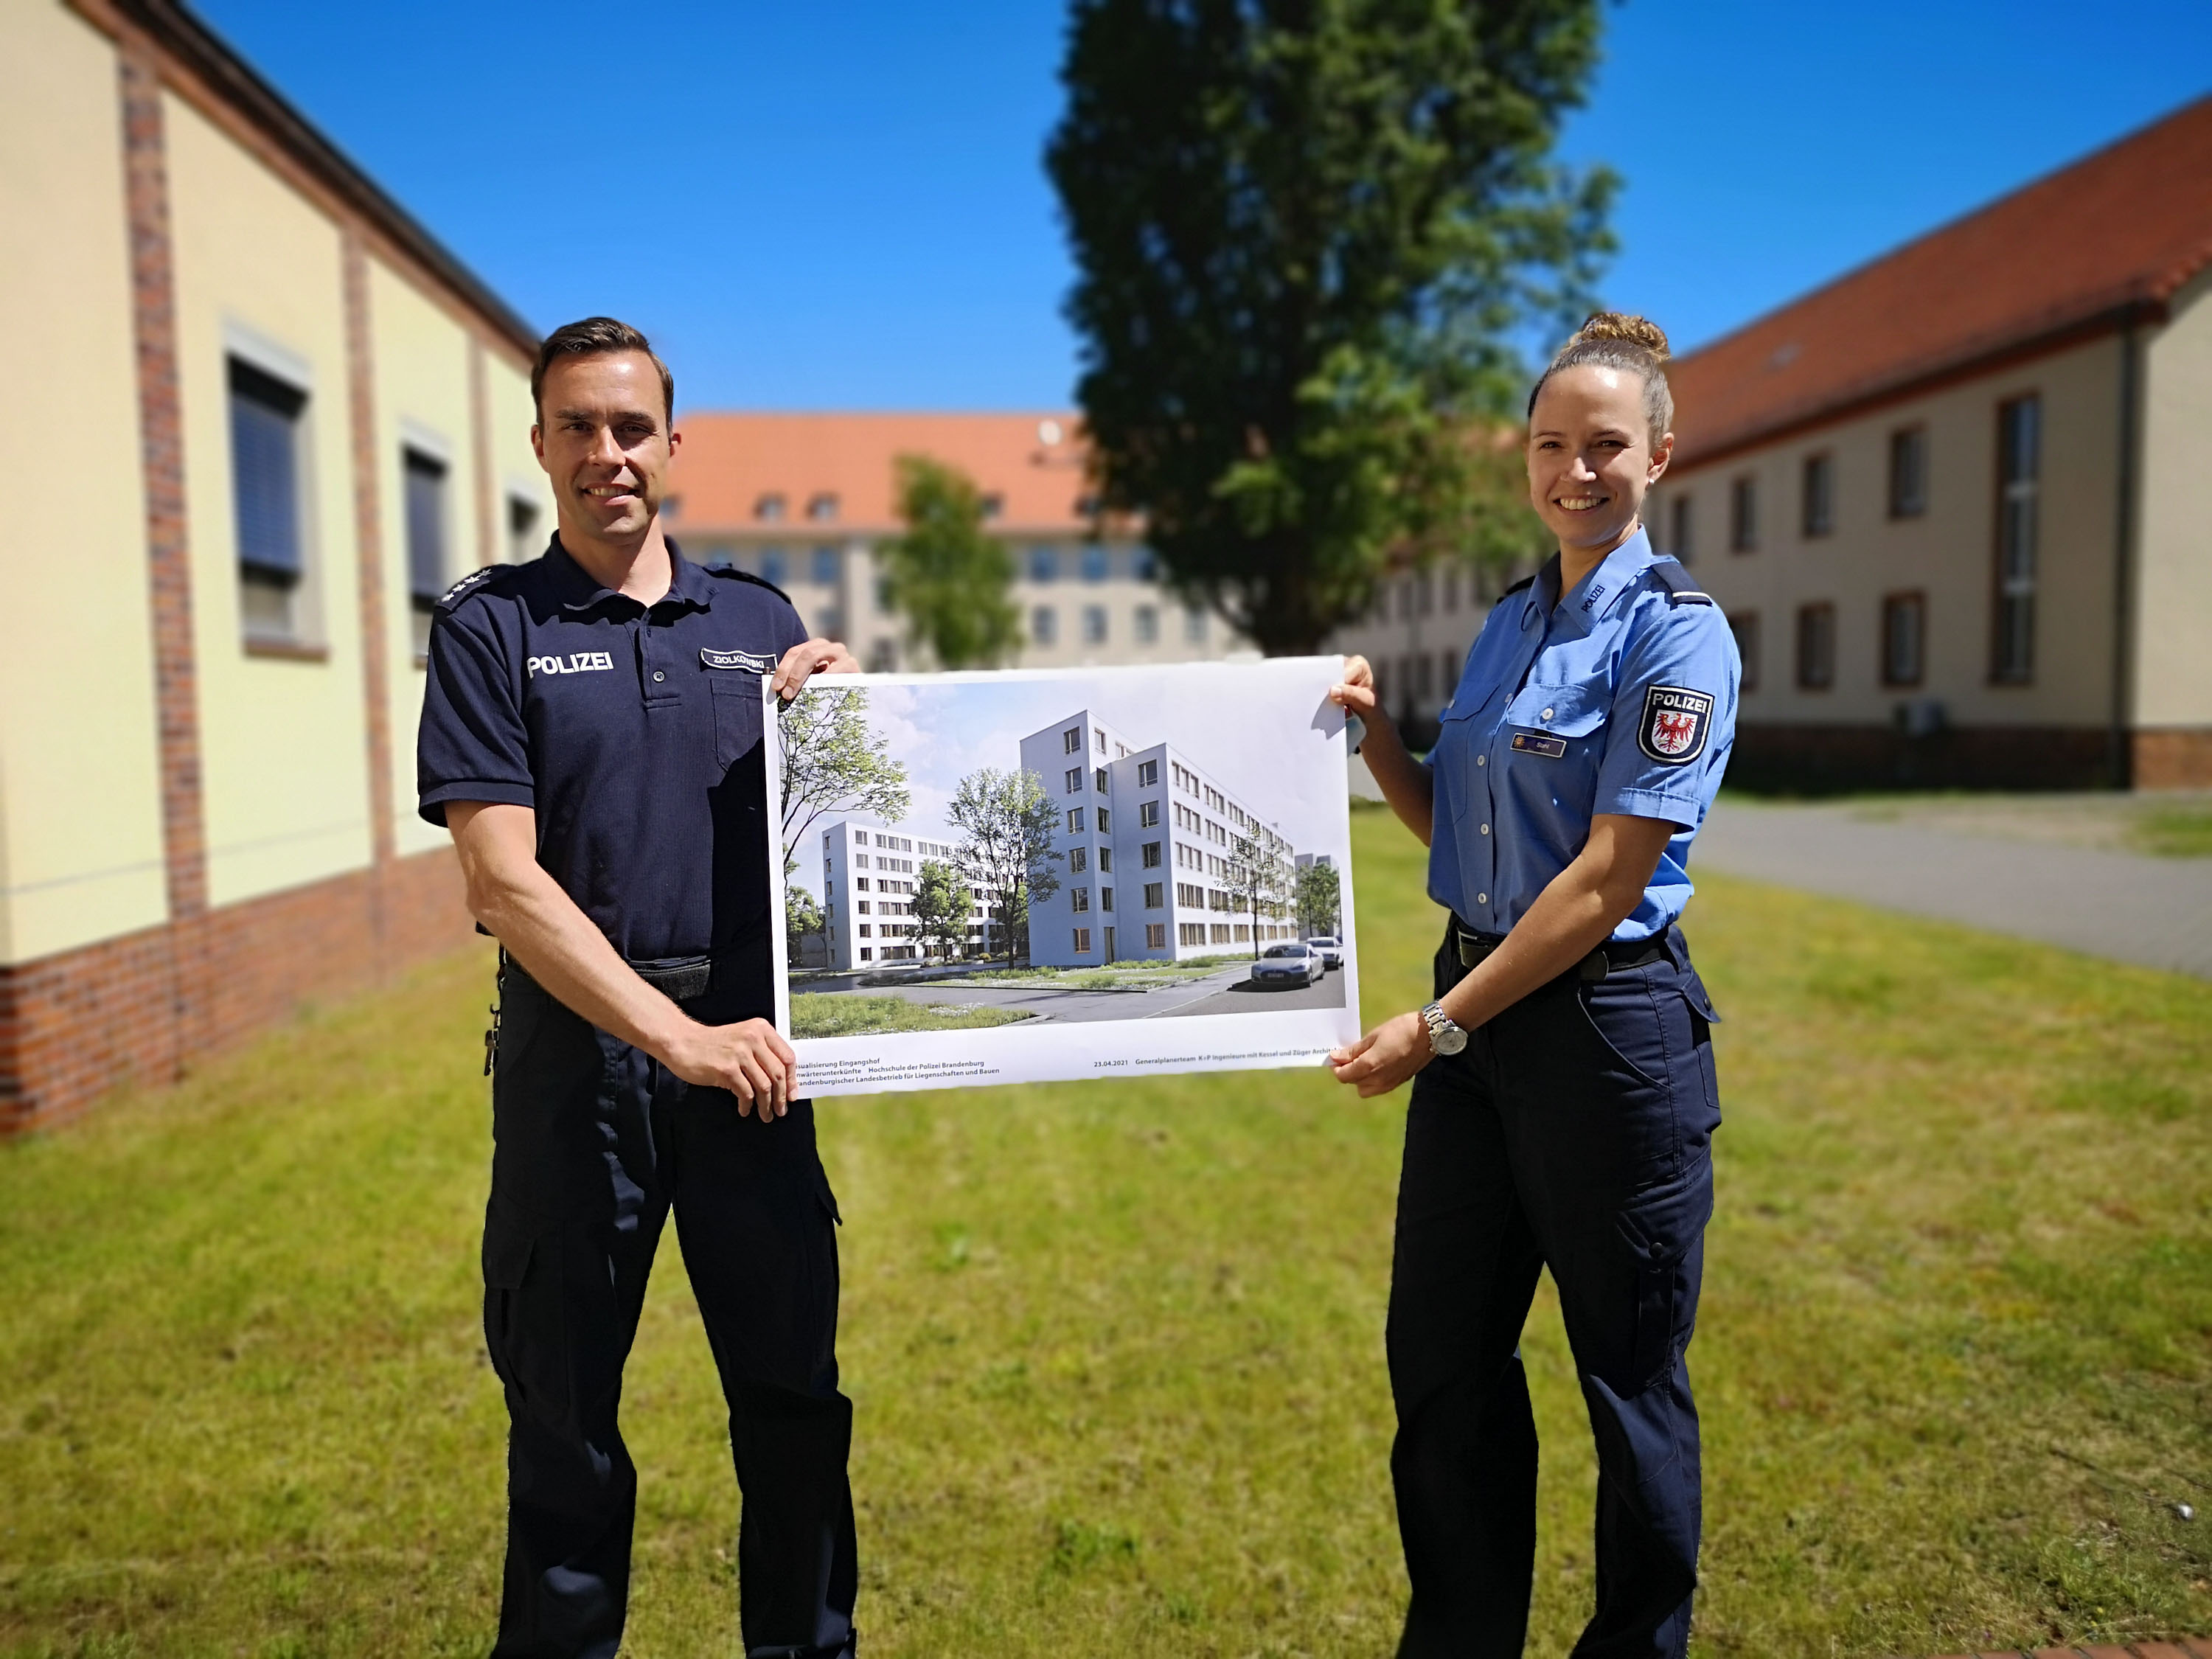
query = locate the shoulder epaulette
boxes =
[704,564,794,606]
[1644,558,1714,606]
[434,563,520,612]
[1500,573,1537,599]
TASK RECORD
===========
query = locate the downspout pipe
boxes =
[2110,315,2141,790]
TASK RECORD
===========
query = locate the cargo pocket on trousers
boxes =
[481,1218,571,1428]
[1615,1158,1714,1394]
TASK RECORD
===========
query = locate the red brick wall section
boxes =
[0,849,472,1135]
[2133,728,2212,790]
[117,37,211,1074]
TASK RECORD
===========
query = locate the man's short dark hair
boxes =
[531,316,675,424]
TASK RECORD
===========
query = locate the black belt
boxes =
[1450,918,1672,981]
[500,951,724,1003]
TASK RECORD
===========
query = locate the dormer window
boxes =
[807,492,839,522]
[979,493,1004,521]
[755,493,787,522]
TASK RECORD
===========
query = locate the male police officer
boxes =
[417,317,860,1659]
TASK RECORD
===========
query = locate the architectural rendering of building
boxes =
[1,0,553,1130]
[664,414,1251,673]
[1018,711,1298,967]
[815,821,1001,970]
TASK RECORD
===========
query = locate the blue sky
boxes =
[195,0,2211,411]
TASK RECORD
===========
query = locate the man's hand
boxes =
[772,637,861,704]
[664,1016,799,1118]
[1328,1010,1433,1098]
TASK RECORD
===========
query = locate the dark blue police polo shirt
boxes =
[416,537,808,962]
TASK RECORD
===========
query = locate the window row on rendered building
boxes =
[226,353,542,658]
[1653,394,2043,698]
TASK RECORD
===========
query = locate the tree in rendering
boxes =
[778,685,911,869]
[1295,859,1343,939]
[947,766,1063,965]
[1225,827,1295,959]
[785,884,827,964]
[877,455,1023,667]
[1047,0,1614,653]
[911,859,975,961]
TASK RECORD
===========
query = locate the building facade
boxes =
[1,0,554,1130]
[665,414,1251,673]
[1651,97,2212,792]
[1018,710,1298,967]
[815,821,1001,970]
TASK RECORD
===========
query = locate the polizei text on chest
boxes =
[528,651,616,677]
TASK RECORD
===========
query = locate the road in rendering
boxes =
[808,961,1349,1024]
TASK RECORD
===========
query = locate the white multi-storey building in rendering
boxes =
[1017,710,1299,967]
[816,821,1003,970]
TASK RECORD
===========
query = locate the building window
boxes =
[1070,848,1088,873]
[1185,605,1207,642]
[1065,766,1083,794]
[1063,726,1082,753]
[1102,886,1114,911]
[760,547,789,587]
[1993,395,2039,684]
[1082,546,1110,582]
[1144,883,1164,908]
[1795,602,1836,690]
[859,947,872,961]
[1801,453,1834,538]
[1670,494,1694,564]
[807,492,838,521]
[228,357,308,641]
[1097,808,1111,833]
[1139,841,1161,869]
[1072,928,1092,953]
[810,546,839,585]
[1135,605,1159,644]
[404,448,450,655]
[1138,799,1159,827]
[1137,759,1158,787]
[1730,476,1758,552]
[1031,605,1057,646]
[1029,546,1057,582]
[1099,846,1112,872]
[1730,611,1761,694]
[1083,605,1108,644]
[754,493,786,521]
[1067,808,1085,832]
[1881,591,1926,687]
[866,639,897,672]
[980,493,1004,520]
[1179,923,1205,946]
[858,924,872,939]
[507,493,540,563]
[1146,923,1167,949]
[1888,427,1928,518]
[1094,767,1109,793]
[1096,729,1107,754]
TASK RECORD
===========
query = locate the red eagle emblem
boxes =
[1650,709,1700,757]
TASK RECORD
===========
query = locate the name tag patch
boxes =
[526,651,614,678]
[700,648,777,673]
[1638,685,1714,764]
[1509,731,1568,759]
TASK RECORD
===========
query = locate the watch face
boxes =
[1433,1024,1468,1055]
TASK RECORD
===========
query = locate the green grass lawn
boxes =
[787,993,1034,1038]
[2135,805,2212,858]
[3,814,2209,1656]
[902,956,1249,992]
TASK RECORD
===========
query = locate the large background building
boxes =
[815,820,1000,970]
[667,414,1249,672]
[0,0,553,1130]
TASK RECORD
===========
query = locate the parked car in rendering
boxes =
[1251,942,1325,988]
[1305,935,1343,969]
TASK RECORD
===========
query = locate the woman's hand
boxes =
[1329,655,1380,720]
[1328,1010,1433,1098]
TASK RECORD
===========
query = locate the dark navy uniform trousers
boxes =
[1388,923,1719,1659]
[484,953,856,1659]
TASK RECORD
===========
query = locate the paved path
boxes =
[1694,800,2212,979]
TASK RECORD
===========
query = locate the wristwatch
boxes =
[1420,1002,1468,1056]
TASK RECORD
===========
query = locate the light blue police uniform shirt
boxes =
[1427,527,1739,942]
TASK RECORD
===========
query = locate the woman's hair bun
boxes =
[1570,312,1671,364]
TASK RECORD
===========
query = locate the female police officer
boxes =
[1329,313,1738,1658]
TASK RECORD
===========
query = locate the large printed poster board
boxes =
[765,656,1359,1097]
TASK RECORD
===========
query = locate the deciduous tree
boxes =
[1048,0,1613,653]
[877,455,1023,667]
[1295,859,1343,938]
[1225,826,1295,959]
[911,858,974,961]
[778,685,911,869]
[947,767,1063,965]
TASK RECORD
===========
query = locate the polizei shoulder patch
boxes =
[1638,685,1714,764]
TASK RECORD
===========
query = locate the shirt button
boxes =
[1540,706,1555,722]
[653,670,666,683]
[1481,824,1489,835]
[1478,893,1488,905]
[1476,754,1486,767]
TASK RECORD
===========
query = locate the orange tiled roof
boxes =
[668,412,1096,535]
[1667,95,2212,469]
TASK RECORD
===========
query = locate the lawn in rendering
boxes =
[1,810,2208,1655]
